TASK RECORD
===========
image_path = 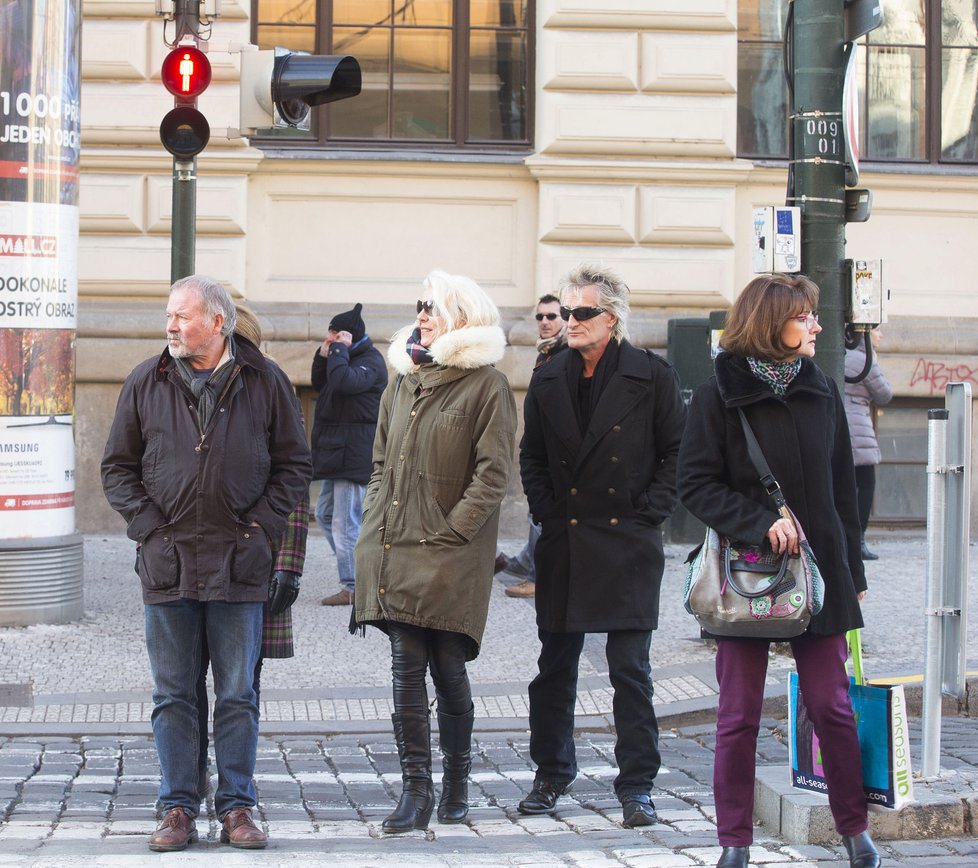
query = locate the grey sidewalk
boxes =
[0,534,976,865]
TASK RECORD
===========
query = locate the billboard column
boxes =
[0,0,84,625]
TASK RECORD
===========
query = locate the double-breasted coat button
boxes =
[608,488,616,495]
[613,425,621,432]
[569,518,578,526]
[610,518,619,526]
[569,488,578,495]
[611,456,619,463]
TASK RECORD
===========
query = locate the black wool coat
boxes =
[310,336,388,484]
[677,352,866,636]
[519,340,686,633]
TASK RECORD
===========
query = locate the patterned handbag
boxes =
[682,410,825,639]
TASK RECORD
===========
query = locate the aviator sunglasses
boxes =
[560,305,606,322]
[535,312,559,321]
[416,300,439,316]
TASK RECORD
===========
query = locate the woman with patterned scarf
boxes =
[353,269,517,833]
[677,274,879,868]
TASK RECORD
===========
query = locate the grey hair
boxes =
[170,275,237,337]
[559,264,630,343]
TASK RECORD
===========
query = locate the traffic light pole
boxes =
[170,158,197,282]
[789,0,847,389]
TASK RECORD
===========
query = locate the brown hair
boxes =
[720,273,819,361]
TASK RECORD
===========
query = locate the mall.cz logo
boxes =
[0,235,58,257]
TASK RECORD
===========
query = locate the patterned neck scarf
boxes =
[747,356,801,397]
[536,333,565,356]
[405,326,435,365]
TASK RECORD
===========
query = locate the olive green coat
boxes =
[354,324,517,659]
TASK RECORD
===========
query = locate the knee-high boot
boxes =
[383,710,434,833]
[437,706,474,823]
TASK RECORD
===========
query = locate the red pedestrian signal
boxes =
[161,46,212,100]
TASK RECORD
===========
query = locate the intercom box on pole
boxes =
[849,258,887,325]
[752,206,801,274]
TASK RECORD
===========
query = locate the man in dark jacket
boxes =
[101,275,311,852]
[517,265,686,828]
[311,303,387,605]
[497,292,568,597]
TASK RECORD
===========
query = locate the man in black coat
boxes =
[517,265,686,828]
[311,303,388,605]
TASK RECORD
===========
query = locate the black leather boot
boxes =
[436,706,474,823]
[716,846,750,868]
[860,535,879,561]
[383,711,434,833]
[843,831,881,867]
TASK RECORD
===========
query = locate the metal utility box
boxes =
[665,316,718,545]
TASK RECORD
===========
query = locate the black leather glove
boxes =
[268,570,300,615]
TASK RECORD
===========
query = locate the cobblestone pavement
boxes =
[1,534,976,865]
[0,720,976,866]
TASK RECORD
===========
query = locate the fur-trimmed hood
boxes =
[387,323,507,376]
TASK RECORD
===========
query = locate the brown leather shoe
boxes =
[220,807,267,849]
[505,580,536,598]
[320,588,353,606]
[148,806,197,852]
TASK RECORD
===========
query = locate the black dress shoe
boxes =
[494,553,509,574]
[843,831,881,867]
[716,846,750,868]
[621,793,658,827]
[517,778,574,815]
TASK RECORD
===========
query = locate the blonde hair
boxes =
[422,269,500,332]
[233,304,263,347]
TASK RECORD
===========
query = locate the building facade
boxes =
[76,0,978,533]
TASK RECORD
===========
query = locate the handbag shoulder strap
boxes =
[736,407,788,515]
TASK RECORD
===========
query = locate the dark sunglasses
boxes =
[535,312,559,321]
[560,305,606,322]
[416,299,438,316]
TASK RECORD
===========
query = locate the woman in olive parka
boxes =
[354,269,517,833]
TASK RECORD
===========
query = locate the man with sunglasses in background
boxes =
[495,294,567,596]
[516,265,686,829]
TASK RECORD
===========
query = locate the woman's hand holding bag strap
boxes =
[682,409,826,638]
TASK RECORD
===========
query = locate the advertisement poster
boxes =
[0,0,81,540]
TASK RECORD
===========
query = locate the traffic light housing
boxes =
[160,43,212,159]
[239,47,361,133]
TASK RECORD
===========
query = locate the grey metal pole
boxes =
[941,384,971,700]
[170,158,197,283]
[922,407,949,778]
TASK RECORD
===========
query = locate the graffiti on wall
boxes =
[909,359,978,394]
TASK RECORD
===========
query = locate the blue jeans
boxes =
[315,479,365,591]
[144,599,263,819]
[528,628,660,797]
[509,518,541,580]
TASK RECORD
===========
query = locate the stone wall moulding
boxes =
[82,83,240,145]
[540,30,640,92]
[540,0,736,31]
[81,0,247,20]
[81,20,151,80]
[640,32,737,94]
[146,174,247,235]
[246,178,536,306]
[638,185,735,246]
[79,236,245,296]
[79,174,146,234]
[537,244,734,308]
[539,183,637,243]
[539,93,735,158]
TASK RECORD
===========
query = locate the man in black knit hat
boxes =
[311,303,388,605]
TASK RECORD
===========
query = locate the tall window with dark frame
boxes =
[251,0,532,149]
[737,0,978,165]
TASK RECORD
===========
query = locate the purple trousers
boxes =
[714,632,868,846]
